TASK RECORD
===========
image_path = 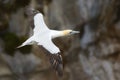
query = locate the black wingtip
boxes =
[56,63,63,77]
[38,46,64,77]
[47,53,63,77]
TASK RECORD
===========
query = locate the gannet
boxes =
[17,8,80,76]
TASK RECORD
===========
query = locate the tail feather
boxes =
[17,44,24,48]
[17,37,33,48]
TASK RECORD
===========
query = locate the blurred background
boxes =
[0,0,120,80]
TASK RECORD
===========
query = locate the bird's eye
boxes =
[70,31,72,34]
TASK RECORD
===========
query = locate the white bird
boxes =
[17,8,80,76]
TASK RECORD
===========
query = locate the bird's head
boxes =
[62,30,80,36]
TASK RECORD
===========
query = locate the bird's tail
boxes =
[17,38,33,48]
[17,44,25,48]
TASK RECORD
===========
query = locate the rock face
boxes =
[0,0,120,80]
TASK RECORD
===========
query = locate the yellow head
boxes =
[62,29,80,36]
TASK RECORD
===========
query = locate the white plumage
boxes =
[17,11,79,76]
[18,13,61,54]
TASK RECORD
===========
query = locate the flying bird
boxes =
[17,8,80,76]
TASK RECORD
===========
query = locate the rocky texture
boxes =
[0,0,120,80]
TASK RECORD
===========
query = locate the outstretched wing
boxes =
[38,37,63,76]
[45,51,63,76]
[33,13,49,34]
[25,8,49,34]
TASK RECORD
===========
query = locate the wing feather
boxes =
[46,52,63,76]
[38,37,63,76]
[30,11,63,76]
[33,13,49,34]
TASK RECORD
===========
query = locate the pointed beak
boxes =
[71,31,80,34]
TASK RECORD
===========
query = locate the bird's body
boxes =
[18,9,79,76]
